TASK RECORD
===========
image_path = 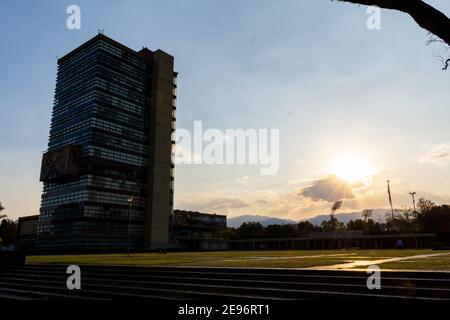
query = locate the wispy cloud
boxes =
[420,143,450,166]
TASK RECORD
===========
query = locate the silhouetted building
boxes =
[228,232,436,250]
[16,215,39,252]
[37,34,176,251]
[173,210,227,250]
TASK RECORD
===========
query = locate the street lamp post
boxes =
[127,196,133,257]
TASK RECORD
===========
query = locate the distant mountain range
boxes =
[227,210,389,228]
[304,209,388,225]
[227,215,296,228]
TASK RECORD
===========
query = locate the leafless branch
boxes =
[338,0,450,47]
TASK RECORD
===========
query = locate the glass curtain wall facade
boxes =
[37,34,176,251]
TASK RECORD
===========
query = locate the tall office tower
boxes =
[37,34,176,251]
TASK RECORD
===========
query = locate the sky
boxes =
[0,0,449,221]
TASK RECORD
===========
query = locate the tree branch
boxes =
[339,0,450,47]
[442,57,450,70]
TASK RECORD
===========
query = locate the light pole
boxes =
[362,209,372,222]
[387,180,395,223]
[409,192,417,216]
[330,200,342,219]
[127,196,133,257]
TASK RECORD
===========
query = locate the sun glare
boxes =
[330,152,371,183]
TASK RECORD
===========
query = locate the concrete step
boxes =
[1,265,449,300]
[3,270,450,299]
[0,278,289,301]
[23,264,450,280]
[9,266,450,290]
[2,272,448,300]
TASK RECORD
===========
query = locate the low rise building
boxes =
[173,210,227,250]
[16,215,39,252]
[16,211,228,252]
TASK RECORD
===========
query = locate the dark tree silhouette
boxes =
[417,204,450,232]
[321,216,345,232]
[297,221,322,234]
[347,219,367,232]
[338,0,450,69]
[417,197,436,213]
[265,224,298,238]
[0,202,5,220]
[235,222,264,239]
[0,219,17,246]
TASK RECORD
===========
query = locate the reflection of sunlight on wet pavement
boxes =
[346,260,373,267]
[308,252,450,270]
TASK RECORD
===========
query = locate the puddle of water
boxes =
[309,252,450,270]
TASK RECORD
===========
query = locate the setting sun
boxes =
[330,152,372,183]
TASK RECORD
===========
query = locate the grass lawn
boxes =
[381,254,450,270]
[26,249,450,270]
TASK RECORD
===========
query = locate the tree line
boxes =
[223,198,450,240]
[0,202,17,246]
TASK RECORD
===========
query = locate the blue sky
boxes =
[1,0,449,220]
